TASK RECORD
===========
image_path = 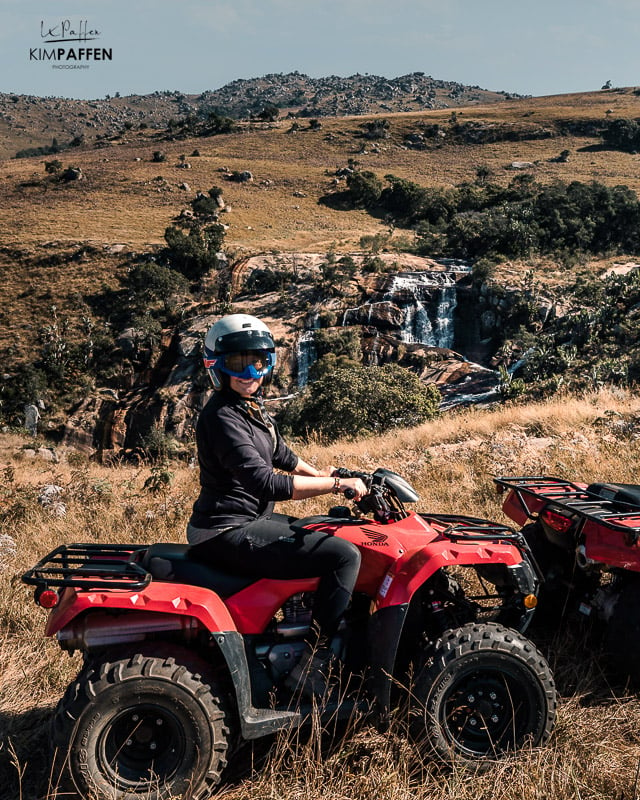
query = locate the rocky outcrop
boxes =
[0,72,522,159]
[62,314,218,458]
[59,254,559,458]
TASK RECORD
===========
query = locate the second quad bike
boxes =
[495,475,640,682]
[23,468,557,799]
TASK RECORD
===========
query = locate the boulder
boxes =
[507,161,535,170]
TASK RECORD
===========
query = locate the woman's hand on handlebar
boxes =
[339,477,368,501]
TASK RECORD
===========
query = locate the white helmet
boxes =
[203,314,276,390]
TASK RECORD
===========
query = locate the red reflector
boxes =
[541,509,573,534]
[38,589,60,608]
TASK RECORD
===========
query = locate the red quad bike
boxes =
[23,468,557,800]
[495,475,640,682]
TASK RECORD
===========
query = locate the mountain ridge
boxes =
[0,71,522,160]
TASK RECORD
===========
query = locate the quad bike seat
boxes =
[141,543,256,598]
[587,482,640,509]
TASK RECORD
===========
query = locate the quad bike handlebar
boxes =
[333,467,420,522]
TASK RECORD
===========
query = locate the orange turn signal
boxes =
[524,594,538,609]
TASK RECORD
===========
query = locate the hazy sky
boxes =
[1,0,638,100]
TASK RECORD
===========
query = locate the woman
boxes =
[187,313,367,696]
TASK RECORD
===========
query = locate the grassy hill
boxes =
[2,86,640,254]
[0,72,519,162]
[2,86,640,426]
[3,390,640,799]
[3,84,640,797]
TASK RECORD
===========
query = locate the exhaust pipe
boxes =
[57,611,202,651]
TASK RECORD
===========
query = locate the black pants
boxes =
[189,514,361,639]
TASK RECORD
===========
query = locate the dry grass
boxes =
[3,88,640,257]
[3,89,640,379]
[3,388,640,798]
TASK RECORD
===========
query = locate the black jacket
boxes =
[189,390,298,529]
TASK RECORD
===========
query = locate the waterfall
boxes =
[383,272,458,348]
[434,283,457,350]
[400,299,435,345]
[296,331,317,387]
[296,312,320,387]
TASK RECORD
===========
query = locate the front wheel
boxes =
[410,622,556,766]
[53,652,232,800]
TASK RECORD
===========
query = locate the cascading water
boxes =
[296,311,320,387]
[296,331,317,387]
[381,272,458,348]
[434,283,457,350]
[303,269,463,388]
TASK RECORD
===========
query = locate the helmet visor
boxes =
[219,350,275,379]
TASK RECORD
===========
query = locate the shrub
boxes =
[346,170,383,208]
[124,262,190,312]
[280,364,440,440]
[359,119,390,140]
[601,117,640,152]
[256,105,279,122]
[346,171,640,260]
[164,222,226,281]
[314,329,361,362]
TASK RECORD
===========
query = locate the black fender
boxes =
[366,603,410,729]
[213,631,300,739]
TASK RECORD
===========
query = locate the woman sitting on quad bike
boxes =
[187,313,367,697]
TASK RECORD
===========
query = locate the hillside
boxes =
[3,391,640,799]
[0,71,520,162]
[2,86,640,448]
[2,86,640,252]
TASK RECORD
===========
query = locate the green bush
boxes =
[280,363,440,441]
[314,329,361,362]
[124,262,190,312]
[344,171,640,260]
[346,170,383,208]
[601,117,640,152]
[164,222,225,281]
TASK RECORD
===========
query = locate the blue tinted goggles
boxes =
[205,350,275,380]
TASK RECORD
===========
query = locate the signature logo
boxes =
[40,20,101,43]
[30,20,112,66]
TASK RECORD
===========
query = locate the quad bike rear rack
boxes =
[494,476,640,543]
[22,543,151,592]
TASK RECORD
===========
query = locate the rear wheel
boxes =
[411,622,556,766]
[53,652,231,799]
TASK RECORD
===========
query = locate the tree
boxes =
[380,175,428,224]
[257,104,279,122]
[124,263,190,313]
[346,170,383,208]
[164,223,226,281]
[360,119,390,140]
[280,364,440,441]
[164,186,227,282]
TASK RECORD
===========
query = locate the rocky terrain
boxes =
[0,71,520,160]
[3,81,640,458]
